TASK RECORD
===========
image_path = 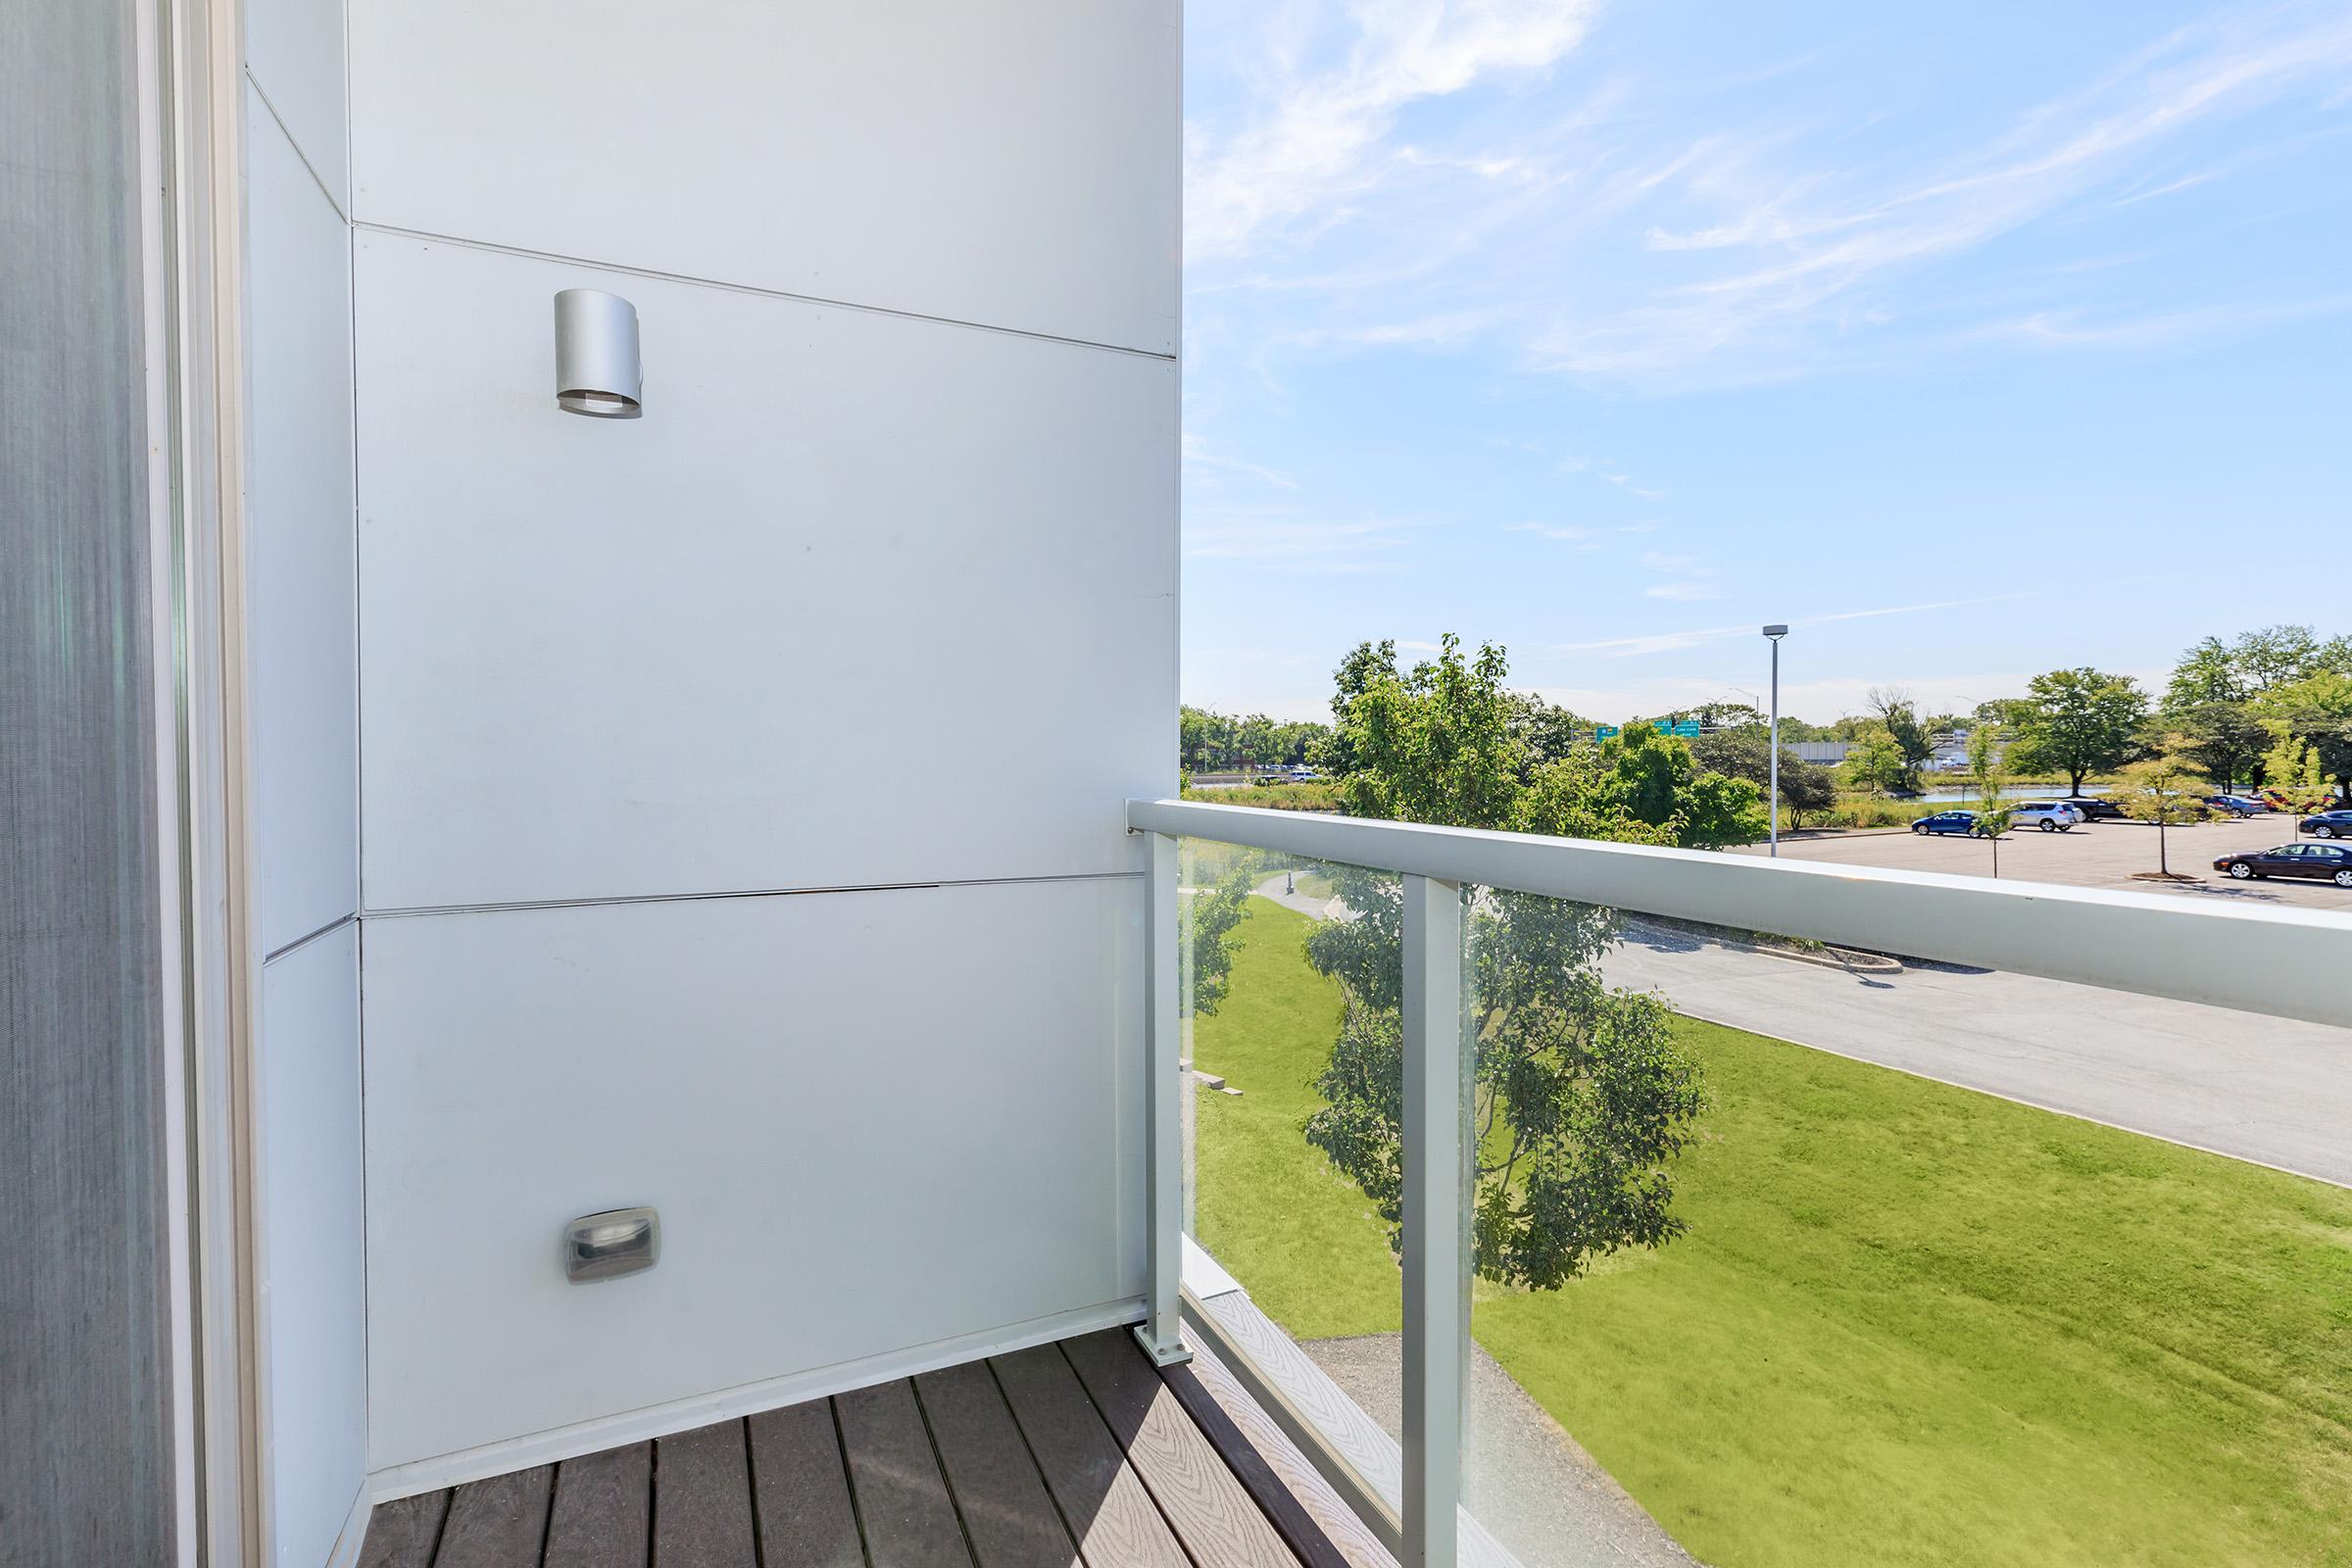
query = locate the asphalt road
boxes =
[1246,829,2352,1187]
[1732,814,2352,909]
[1601,922,2352,1188]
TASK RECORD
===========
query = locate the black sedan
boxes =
[2060,796,2126,821]
[2299,810,2352,839]
[2215,842,2352,887]
[1912,810,1992,837]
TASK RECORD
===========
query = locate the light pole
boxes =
[1763,625,1789,856]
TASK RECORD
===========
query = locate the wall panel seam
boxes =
[361,868,1148,922]
[349,220,1178,363]
[244,69,349,224]
[261,909,358,964]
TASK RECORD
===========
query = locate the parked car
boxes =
[2058,795,2125,821]
[2214,842,2352,887]
[1288,765,1319,781]
[2005,802,2082,832]
[2256,789,2296,812]
[2205,795,2267,816]
[1912,810,1990,837]
[2301,810,2352,839]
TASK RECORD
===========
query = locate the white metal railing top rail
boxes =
[1128,798,2352,1032]
[1124,796,2352,1568]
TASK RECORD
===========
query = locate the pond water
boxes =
[1900,785,2107,805]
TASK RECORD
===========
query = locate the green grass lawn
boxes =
[1191,898,2352,1568]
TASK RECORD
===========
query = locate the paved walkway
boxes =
[1303,1335,1694,1568]
[1255,871,1345,920]
[1602,921,2352,1188]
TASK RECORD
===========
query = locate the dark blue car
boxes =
[1911,809,1988,838]
[2301,810,2352,840]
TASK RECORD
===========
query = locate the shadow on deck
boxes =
[357,1327,1392,1568]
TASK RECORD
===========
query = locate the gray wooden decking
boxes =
[358,1328,1395,1568]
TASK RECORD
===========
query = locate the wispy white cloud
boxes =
[1504,518,1660,548]
[1969,292,2352,350]
[1187,1,1604,261]
[1190,2,2352,390]
[1552,591,2039,658]
[1182,429,1300,490]
[1183,511,1418,573]
[1529,7,2352,379]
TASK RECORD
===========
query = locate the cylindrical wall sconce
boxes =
[554,289,642,418]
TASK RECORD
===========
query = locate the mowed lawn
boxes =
[1190,897,2352,1568]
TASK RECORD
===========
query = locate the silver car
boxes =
[2007,802,2082,832]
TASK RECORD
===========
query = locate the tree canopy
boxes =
[1868,689,1937,788]
[2254,670,2352,804]
[1294,635,1740,1290]
[1324,636,1767,848]
[2006,668,2148,796]
[2112,741,2210,878]
[1690,728,1838,829]
[1180,706,1328,776]
[1840,725,1909,799]
[2160,625,2352,793]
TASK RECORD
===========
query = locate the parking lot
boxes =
[1732,814,2352,909]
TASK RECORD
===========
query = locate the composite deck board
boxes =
[1161,1336,1396,1568]
[989,1345,1189,1568]
[654,1421,759,1568]
[357,1489,451,1568]
[434,1464,555,1568]
[835,1380,973,1568]
[914,1361,1083,1568]
[1060,1331,1300,1568]
[748,1400,865,1568]
[356,1330,1348,1568]
[545,1440,652,1568]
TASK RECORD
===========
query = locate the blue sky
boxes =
[1179,0,2352,724]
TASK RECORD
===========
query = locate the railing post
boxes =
[1135,829,1191,1366]
[1401,873,1467,1568]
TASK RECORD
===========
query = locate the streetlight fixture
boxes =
[1763,625,1789,856]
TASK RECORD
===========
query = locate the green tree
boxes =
[1503,692,1592,767]
[1313,639,1400,778]
[1690,728,1837,831]
[2263,736,2332,830]
[1973,697,2036,730]
[2165,699,2270,794]
[1967,723,2015,877]
[1327,636,1524,828]
[1567,722,1767,849]
[2166,637,2247,709]
[1841,725,1908,799]
[2113,742,2210,878]
[1869,689,1936,787]
[2167,624,2352,709]
[1185,855,1260,1014]
[2254,670,2352,807]
[2008,668,2148,796]
[1298,635,1722,1290]
[2233,624,2336,691]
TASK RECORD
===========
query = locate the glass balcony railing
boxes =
[1130,797,2352,1568]
[1177,841,1410,1546]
